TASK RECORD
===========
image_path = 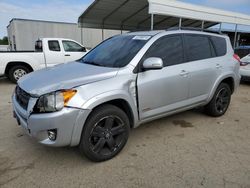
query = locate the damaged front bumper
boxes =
[12,93,90,147]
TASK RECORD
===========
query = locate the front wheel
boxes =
[8,65,30,83]
[205,83,231,117]
[79,104,130,162]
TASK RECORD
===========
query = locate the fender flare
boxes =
[70,90,139,146]
[207,73,236,103]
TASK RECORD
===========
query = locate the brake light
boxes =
[233,54,247,66]
[233,54,241,62]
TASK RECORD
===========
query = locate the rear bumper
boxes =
[12,94,91,147]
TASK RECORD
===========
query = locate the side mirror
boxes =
[81,47,86,52]
[142,57,163,70]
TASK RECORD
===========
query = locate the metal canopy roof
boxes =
[78,0,250,31]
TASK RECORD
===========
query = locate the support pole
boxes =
[81,27,83,45]
[233,24,238,49]
[219,23,222,33]
[201,21,204,30]
[179,18,182,29]
[102,28,104,41]
[151,14,154,30]
[237,33,241,47]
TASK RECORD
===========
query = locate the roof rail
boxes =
[167,27,222,34]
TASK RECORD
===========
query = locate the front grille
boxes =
[15,86,30,110]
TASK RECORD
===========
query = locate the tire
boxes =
[8,65,30,83]
[205,83,231,117]
[79,104,130,162]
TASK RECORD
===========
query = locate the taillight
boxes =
[233,54,247,66]
[233,54,241,62]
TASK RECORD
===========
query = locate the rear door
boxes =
[62,40,87,62]
[44,40,64,67]
[183,34,220,101]
[137,34,190,120]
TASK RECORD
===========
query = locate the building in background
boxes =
[7,18,123,51]
[223,30,250,47]
[6,17,250,51]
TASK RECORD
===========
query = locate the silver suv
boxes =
[12,29,240,161]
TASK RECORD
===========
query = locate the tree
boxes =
[0,37,8,45]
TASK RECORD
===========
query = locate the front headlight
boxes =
[35,90,77,113]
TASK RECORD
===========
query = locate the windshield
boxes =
[80,35,150,68]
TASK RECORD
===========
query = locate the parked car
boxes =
[12,29,240,162]
[0,38,88,83]
[240,54,250,80]
[234,45,250,58]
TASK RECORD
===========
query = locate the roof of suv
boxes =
[126,30,164,36]
[126,29,226,38]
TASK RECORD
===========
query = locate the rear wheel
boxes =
[79,104,130,162]
[205,83,231,117]
[8,65,30,83]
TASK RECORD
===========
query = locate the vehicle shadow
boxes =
[240,80,250,86]
[0,76,15,85]
[35,107,207,163]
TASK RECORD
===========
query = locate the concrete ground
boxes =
[0,77,250,188]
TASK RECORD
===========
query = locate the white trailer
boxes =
[7,18,123,51]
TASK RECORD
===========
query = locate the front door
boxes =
[137,35,189,120]
[62,40,87,62]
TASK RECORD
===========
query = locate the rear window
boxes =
[48,41,60,51]
[210,36,227,56]
[185,35,213,62]
[35,40,42,52]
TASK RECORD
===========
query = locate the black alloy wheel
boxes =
[90,116,127,155]
[215,88,230,114]
[79,105,130,162]
[205,83,231,117]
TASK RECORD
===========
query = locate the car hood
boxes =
[18,61,119,96]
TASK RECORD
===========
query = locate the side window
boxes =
[210,36,227,56]
[184,35,213,61]
[62,41,86,52]
[210,40,216,57]
[142,35,184,67]
[48,41,60,51]
[35,40,43,52]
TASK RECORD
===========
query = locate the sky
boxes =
[0,0,250,38]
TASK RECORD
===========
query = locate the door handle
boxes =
[65,54,71,56]
[179,70,189,77]
[216,64,222,69]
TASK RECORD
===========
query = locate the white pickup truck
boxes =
[0,38,88,83]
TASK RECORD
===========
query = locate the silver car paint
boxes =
[18,62,119,96]
[13,30,240,147]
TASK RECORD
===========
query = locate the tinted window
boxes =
[62,41,85,52]
[35,40,42,52]
[142,35,184,67]
[48,41,60,51]
[185,35,213,61]
[210,36,227,56]
[81,35,148,68]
